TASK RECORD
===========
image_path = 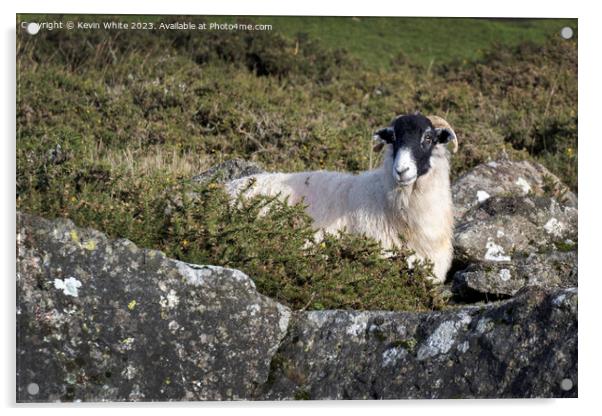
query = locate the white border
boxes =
[2,1,600,415]
[7,0,581,18]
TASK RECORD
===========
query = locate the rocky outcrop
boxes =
[452,251,577,298]
[452,159,577,220]
[16,211,577,401]
[451,160,578,299]
[262,286,577,400]
[16,212,290,402]
[454,195,577,263]
[192,158,264,184]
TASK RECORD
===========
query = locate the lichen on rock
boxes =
[16,212,291,402]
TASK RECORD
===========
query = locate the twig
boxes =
[299,292,317,311]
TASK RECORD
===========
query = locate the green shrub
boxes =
[161,182,443,311]
[438,38,578,189]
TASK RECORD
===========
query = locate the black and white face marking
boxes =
[373,114,455,186]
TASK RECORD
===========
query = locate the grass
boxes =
[246,16,577,68]
[16,14,577,311]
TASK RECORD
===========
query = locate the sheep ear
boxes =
[428,115,458,153]
[435,128,456,144]
[435,128,458,153]
[373,127,394,143]
[372,127,394,152]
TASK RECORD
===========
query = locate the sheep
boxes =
[225,113,458,283]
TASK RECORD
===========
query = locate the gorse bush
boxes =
[16,16,577,310]
[438,39,578,189]
[162,182,442,311]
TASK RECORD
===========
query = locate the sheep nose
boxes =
[396,167,409,175]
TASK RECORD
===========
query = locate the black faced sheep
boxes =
[225,113,458,283]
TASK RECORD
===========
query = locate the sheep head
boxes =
[373,113,458,186]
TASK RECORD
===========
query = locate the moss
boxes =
[390,337,417,353]
[373,329,387,342]
[294,388,311,400]
[554,240,577,252]
[81,239,97,251]
[537,238,577,255]
[265,353,287,387]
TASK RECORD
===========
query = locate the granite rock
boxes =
[262,286,577,399]
[452,159,577,221]
[192,158,265,184]
[17,212,290,402]
[454,194,577,264]
[453,251,578,298]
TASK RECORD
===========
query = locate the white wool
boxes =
[225,145,454,284]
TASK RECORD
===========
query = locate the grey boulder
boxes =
[452,159,576,221]
[451,165,577,298]
[16,212,290,402]
[192,158,265,184]
[262,286,577,400]
[454,194,577,264]
[452,250,578,298]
